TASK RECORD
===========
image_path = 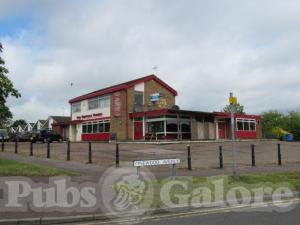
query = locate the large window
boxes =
[82,120,111,134]
[147,121,164,133]
[181,121,191,133]
[236,119,256,131]
[88,98,99,110]
[166,121,178,132]
[72,102,81,113]
[88,96,110,110]
[100,96,110,108]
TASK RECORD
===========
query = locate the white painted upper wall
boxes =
[134,82,144,92]
[71,96,111,121]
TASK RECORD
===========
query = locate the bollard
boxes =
[251,144,256,167]
[15,139,18,154]
[67,140,70,161]
[278,143,282,165]
[30,141,33,156]
[1,135,4,152]
[116,143,119,168]
[47,140,50,158]
[219,146,223,168]
[88,142,92,164]
[187,145,192,170]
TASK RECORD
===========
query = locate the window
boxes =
[82,124,87,133]
[87,123,93,133]
[181,121,191,133]
[250,121,256,131]
[236,119,256,131]
[134,92,143,112]
[88,98,99,110]
[98,123,104,133]
[244,121,250,131]
[93,122,98,133]
[88,96,110,110]
[104,122,110,132]
[72,102,81,113]
[237,120,244,130]
[82,120,110,134]
[147,121,164,133]
[135,92,143,105]
[99,96,110,108]
[166,121,178,132]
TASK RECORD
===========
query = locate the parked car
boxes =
[0,129,9,142]
[31,130,63,143]
[9,131,32,142]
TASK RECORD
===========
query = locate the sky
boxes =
[1,0,300,122]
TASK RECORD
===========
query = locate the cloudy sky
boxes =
[1,0,300,122]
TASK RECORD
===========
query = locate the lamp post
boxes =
[229,92,238,176]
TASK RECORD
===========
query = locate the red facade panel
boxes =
[236,131,257,139]
[82,133,110,141]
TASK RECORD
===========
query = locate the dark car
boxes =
[9,131,32,142]
[31,130,63,143]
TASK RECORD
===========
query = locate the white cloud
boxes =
[1,0,300,122]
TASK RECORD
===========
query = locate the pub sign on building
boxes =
[68,75,262,141]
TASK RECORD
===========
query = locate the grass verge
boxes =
[136,172,300,209]
[0,159,78,176]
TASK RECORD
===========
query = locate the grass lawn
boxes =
[137,172,300,208]
[0,159,78,176]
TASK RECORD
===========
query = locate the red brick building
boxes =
[64,75,262,141]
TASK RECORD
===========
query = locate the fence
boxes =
[1,139,297,170]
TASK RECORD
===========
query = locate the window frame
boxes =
[236,118,256,131]
[72,102,81,113]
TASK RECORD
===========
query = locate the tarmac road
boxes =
[78,201,300,225]
[137,204,300,225]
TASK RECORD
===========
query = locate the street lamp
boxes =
[229,92,238,176]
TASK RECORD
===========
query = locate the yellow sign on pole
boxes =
[229,96,237,105]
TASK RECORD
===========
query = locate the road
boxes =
[78,201,300,225]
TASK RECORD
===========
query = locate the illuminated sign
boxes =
[150,93,160,102]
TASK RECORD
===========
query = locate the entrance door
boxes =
[134,121,143,140]
[218,122,226,139]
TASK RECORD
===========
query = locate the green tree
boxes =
[0,42,21,128]
[261,110,286,139]
[11,119,27,128]
[223,103,245,114]
[285,111,300,140]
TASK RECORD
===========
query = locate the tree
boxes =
[0,42,21,128]
[223,103,245,114]
[261,110,285,138]
[284,111,300,140]
[11,119,27,128]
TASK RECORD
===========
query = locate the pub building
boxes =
[67,75,262,141]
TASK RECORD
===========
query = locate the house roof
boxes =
[50,116,71,123]
[69,74,178,103]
